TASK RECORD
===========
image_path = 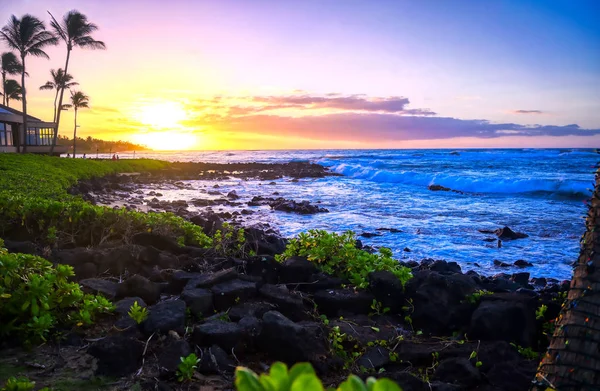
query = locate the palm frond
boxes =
[39,81,54,90]
[47,11,67,42]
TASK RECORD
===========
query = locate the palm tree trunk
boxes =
[50,47,71,155]
[531,169,600,390]
[2,71,5,106]
[72,108,77,158]
[52,88,59,123]
[20,55,27,154]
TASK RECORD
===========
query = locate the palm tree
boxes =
[4,79,22,107]
[0,15,58,153]
[48,10,105,155]
[39,69,78,122]
[531,178,600,390]
[0,52,22,106]
[68,90,89,158]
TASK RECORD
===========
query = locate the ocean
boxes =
[96,148,598,281]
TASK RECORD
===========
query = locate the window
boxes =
[5,124,12,146]
[39,128,53,146]
[0,123,5,146]
[27,128,37,146]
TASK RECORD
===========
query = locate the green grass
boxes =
[0,154,212,247]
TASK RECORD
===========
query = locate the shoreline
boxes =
[0,156,582,390]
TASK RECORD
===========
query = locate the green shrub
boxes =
[0,377,52,391]
[177,353,200,382]
[0,243,114,345]
[235,361,403,390]
[128,301,148,324]
[275,230,412,289]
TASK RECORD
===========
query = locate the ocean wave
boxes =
[330,163,591,197]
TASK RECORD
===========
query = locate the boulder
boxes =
[88,336,143,376]
[428,184,451,191]
[132,233,182,253]
[181,288,214,317]
[142,300,186,336]
[514,260,533,268]
[258,311,327,363]
[279,256,318,283]
[190,212,224,236]
[227,190,240,200]
[116,275,162,305]
[211,279,257,310]
[511,272,530,287]
[192,320,244,350]
[158,339,192,373]
[228,301,276,322]
[486,361,537,391]
[198,345,235,374]
[368,271,405,313]
[357,346,390,370]
[259,284,305,320]
[167,271,203,294]
[313,288,374,316]
[495,226,528,240]
[114,297,147,317]
[245,227,287,256]
[238,316,262,339]
[80,278,118,299]
[185,268,238,290]
[433,357,481,387]
[469,295,537,347]
[493,260,511,268]
[428,260,462,274]
[3,240,39,255]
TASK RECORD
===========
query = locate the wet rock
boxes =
[514,259,533,268]
[116,275,162,305]
[88,336,143,376]
[493,260,511,268]
[404,247,411,252]
[433,357,481,387]
[368,270,405,313]
[158,339,192,373]
[511,272,530,287]
[192,320,244,350]
[360,232,382,238]
[427,260,462,274]
[376,227,403,233]
[181,288,214,317]
[211,279,257,310]
[279,256,318,283]
[258,311,327,363]
[313,288,374,316]
[245,227,287,256]
[190,212,224,235]
[142,299,186,336]
[270,198,329,214]
[80,278,118,299]
[227,190,240,200]
[495,226,528,240]
[428,184,451,191]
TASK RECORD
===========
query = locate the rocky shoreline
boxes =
[0,161,571,390]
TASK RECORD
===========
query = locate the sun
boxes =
[133,131,199,151]
[132,100,187,129]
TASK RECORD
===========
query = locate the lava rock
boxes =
[80,278,118,299]
[495,226,528,240]
[228,301,276,322]
[192,320,244,350]
[368,270,405,313]
[131,233,182,253]
[313,288,374,316]
[211,279,258,310]
[279,256,318,283]
[514,260,533,268]
[198,345,235,374]
[88,336,143,376]
[357,346,390,370]
[158,339,192,373]
[185,268,238,290]
[433,358,481,387]
[114,297,147,317]
[259,284,305,320]
[511,272,530,287]
[181,288,214,317]
[116,275,162,305]
[258,311,327,363]
[493,260,511,268]
[142,299,186,336]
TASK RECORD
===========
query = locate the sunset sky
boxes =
[1,0,599,150]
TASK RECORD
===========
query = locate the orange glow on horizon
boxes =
[132,131,199,151]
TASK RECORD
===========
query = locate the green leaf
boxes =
[370,378,403,391]
[290,373,324,391]
[235,367,264,391]
[289,362,316,384]
[338,375,368,391]
[469,351,477,360]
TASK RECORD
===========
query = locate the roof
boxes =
[0,103,54,127]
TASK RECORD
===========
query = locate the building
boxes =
[0,104,67,155]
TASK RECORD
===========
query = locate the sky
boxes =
[0,0,599,150]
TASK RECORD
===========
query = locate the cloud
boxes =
[512,110,545,114]
[182,92,598,142]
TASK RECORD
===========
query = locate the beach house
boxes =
[0,104,67,155]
